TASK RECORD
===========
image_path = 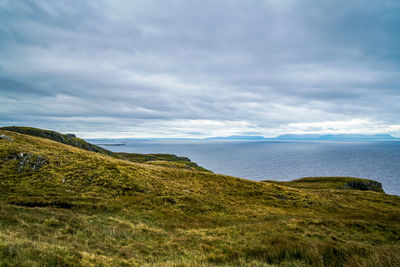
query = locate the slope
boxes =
[0,130,399,266]
[0,126,209,172]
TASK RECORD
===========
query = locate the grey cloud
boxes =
[0,78,55,97]
[0,0,399,137]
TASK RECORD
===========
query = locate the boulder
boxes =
[0,134,14,141]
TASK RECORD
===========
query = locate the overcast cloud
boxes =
[1,0,399,138]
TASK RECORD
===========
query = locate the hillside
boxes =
[0,129,399,266]
[0,126,113,155]
[0,126,208,172]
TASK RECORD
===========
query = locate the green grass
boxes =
[0,126,113,156]
[113,152,210,172]
[0,129,399,266]
[1,126,210,172]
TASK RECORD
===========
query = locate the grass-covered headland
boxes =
[0,128,399,266]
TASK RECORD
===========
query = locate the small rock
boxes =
[18,152,33,172]
[62,178,66,183]
[184,189,191,193]
[0,134,14,141]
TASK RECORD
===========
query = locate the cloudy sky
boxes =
[1,0,399,138]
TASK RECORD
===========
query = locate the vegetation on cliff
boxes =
[0,129,399,266]
[0,126,208,172]
[0,126,112,156]
[264,177,385,193]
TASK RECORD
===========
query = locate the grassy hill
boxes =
[0,126,113,156]
[0,126,208,172]
[0,129,399,266]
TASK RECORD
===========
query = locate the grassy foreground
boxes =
[0,129,399,266]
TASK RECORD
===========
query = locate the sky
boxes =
[1,0,400,138]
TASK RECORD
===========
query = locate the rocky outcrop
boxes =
[3,152,47,172]
[17,152,47,172]
[0,134,14,141]
[342,180,384,193]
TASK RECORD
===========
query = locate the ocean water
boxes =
[91,140,400,196]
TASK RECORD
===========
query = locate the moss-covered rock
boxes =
[342,179,383,192]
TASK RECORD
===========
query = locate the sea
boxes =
[89,140,400,196]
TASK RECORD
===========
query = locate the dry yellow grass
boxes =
[1,129,399,266]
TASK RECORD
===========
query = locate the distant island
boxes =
[95,143,126,146]
[204,135,267,140]
[205,134,400,141]
[88,134,400,142]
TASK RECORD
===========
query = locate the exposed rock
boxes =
[174,155,191,162]
[0,134,13,141]
[17,152,47,172]
[342,180,384,193]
